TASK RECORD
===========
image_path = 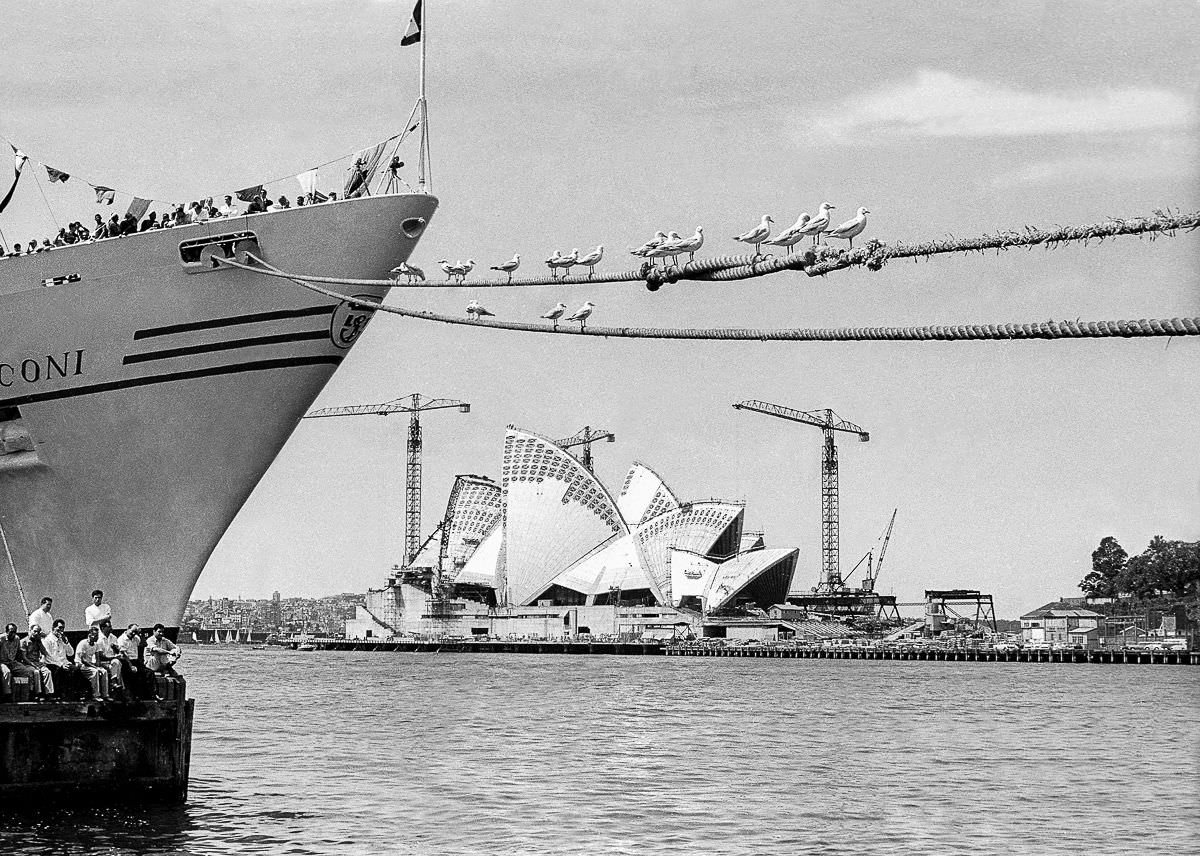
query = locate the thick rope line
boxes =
[218,256,1200,341]
[217,210,1197,291]
[0,518,30,616]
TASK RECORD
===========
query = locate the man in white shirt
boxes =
[74,626,111,701]
[145,624,182,680]
[116,623,144,698]
[28,596,54,634]
[42,619,78,697]
[20,626,55,699]
[85,589,112,629]
[218,195,237,218]
[95,620,125,698]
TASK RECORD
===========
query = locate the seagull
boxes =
[632,231,668,257]
[541,301,567,329]
[566,301,594,330]
[458,259,476,282]
[556,248,580,278]
[763,214,810,255]
[390,261,425,283]
[545,250,563,278]
[671,226,704,262]
[826,207,870,248]
[576,245,604,278]
[798,203,836,245]
[733,215,774,255]
[466,299,494,320]
[659,231,684,264]
[490,254,521,283]
[439,259,464,281]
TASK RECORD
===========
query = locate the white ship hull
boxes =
[0,194,437,630]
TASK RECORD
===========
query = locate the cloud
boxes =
[814,70,1196,142]
[990,133,1196,188]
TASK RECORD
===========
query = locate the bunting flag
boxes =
[344,141,389,199]
[45,165,70,183]
[295,168,319,198]
[0,145,28,216]
[235,184,264,203]
[126,197,151,222]
[401,1,422,46]
[94,185,116,205]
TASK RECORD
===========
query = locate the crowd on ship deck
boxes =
[0,190,341,259]
[0,590,182,703]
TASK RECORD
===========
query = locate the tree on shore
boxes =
[1080,536,1127,598]
[1080,535,1200,600]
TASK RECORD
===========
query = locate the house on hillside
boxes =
[1020,600,1103,644]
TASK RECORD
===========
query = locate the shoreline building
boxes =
[347,426,799,639]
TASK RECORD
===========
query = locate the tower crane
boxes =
[732,400,869,593]
[864,508,897,593]
[303,393,470,567]
[553,425,616,474]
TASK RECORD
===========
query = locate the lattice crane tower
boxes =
[732,400,869,593]
[553,425,616,474]
[303,394,471,566]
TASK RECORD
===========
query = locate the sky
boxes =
[2,1,1197,616]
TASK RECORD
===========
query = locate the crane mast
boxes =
[303,393,470,566]
[553,425,616,474]
[732,400,869,594]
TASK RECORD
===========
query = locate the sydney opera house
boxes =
[348,426,799,639]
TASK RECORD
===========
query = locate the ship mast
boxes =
[416,0,432,194]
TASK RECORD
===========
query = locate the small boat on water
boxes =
[297,642,317,652]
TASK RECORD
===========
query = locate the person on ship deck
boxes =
[95,620,126,699]
[1,623,45,700]
[85,590,112,629]
[145,624,182,683]
[74,626,112,702]
[28,596,53,634]
[42,619,80,698]
[116,623,146,698]
[20,626,54,700]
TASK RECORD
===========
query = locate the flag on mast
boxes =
[93,185,116,205]
[45,165,70,183]
[0,145,28,216]
[401,0,422,46]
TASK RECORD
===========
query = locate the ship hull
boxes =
[0,194,437,630]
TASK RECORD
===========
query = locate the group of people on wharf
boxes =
[0,590,182,703]
[0,190,340,259]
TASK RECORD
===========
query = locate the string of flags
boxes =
[0,125,416,224]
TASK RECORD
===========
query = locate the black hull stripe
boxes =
[124,330,329,365]
[0,355,343,409]
[133,305,336,340]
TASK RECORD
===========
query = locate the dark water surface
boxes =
[3,647,1197,855]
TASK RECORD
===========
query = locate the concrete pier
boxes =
[0,695,194,804]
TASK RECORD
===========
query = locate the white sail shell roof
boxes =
[457,520,502,587]
[546,534,653,598]
[633,501,744,604]
[441,474,502,580]
[501,427,627,606]
[668,546,797,611]
[616,461,681,526]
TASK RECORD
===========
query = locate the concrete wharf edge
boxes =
[0,697,194,804]
[290,638,1198,665]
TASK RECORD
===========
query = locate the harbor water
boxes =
[2,646,1197,855]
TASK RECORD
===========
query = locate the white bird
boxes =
[545,250,563,278]
[390,261,425,283]
[671,226,705,262]
[541,301,567,328]
[576,245,604,278]
[490,254,521,282]
[458,259,476,281]
[797,203,836,245]
[466,299,494,320]
[659,231,684,264]
[763,214,810,255]
[565,301,594,329]
[826,207,870,248]
[438,258,462,281]
[631,231,668,256]
[555,248,580,278]
[733,215,774,255]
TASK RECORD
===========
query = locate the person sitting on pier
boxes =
[1,623,45,699]
[145,624,182,681]
[74,626,112,702]
[116,623,145,698]
[85,589,111,629]
[42,619,79,698]
[28,596,53,634]
[95,620,126,699]
[20,625,54,700]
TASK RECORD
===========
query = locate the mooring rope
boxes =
[226,209,1197,291]
[0,518,30,616]
[218,255,1200,341]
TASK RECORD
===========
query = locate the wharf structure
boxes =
[346,426,800,640]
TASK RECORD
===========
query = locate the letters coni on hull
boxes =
[0,350,85,388]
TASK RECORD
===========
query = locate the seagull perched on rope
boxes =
[557,248,580,278]
[545,250,564,279]
[826,207,870,248]
[798,203,836,245]
[658,231,684,265]
[671,226,704,262]
[632,231,668,258]
[733,215,773,256]
[576,245,604,278]
[490,254,520,283]
[458,259,476,282]
[390,261,425,283]
[466,299,494,320]
[763,213,810,255]
[439,259,465,282]
[540,301,567,329]
[566,301,594,330]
